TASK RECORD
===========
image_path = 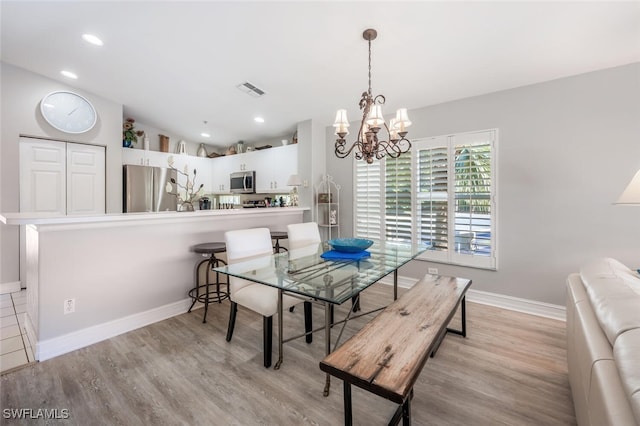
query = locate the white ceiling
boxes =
[2,1,639,148]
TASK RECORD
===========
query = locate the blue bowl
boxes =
[327,238,374,253]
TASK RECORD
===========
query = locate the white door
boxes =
[66,144,105,215]
[19,137,106,215]
[19,138,66,214]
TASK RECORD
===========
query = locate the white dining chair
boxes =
[224,227,312,368]
[285,222,322,314]
[287,222,321,250]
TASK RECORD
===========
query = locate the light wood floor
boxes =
[1,284,576,425]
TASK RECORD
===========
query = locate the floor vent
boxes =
[236,81,266,98]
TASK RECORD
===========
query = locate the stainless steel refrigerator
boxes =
[123,165,178,212]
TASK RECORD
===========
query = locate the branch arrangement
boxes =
[165,155,204,205]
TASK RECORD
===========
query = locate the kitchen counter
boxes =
[6,206,309,361]
[0,206,309,227]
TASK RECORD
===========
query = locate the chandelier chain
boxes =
[368,37,372,96]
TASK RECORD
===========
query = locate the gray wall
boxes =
[327,62,640,306]
[0,62,123,284]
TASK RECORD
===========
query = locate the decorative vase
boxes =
[197,143,207,157]
[179,202,194,212]
[159,135,169,153]
[176,140,187,155]
[123,140,132,148]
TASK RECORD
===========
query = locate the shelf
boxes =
[315,175,340,240]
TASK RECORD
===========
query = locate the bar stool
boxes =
[188,242,229,323]
[270,231,289,253]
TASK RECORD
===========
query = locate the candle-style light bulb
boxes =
[333,109,350,135]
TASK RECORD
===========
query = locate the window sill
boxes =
[413,255,497,272]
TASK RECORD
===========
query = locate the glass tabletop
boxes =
[213,240,428,305]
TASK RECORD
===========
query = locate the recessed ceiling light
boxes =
[201,132,210,138]
[82,33,103,46]
[254,117,265,123]
[61,70,78,79]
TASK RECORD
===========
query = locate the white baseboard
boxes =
[0,281,21,295]
[378,275,566,321]
[35,275,566,361]
[466,289,566,321]
[36,298,192,362]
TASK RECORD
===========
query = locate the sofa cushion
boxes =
[614,328,640,424]
[580,258,640,346]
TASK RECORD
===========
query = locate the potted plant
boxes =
[122,118,144,148]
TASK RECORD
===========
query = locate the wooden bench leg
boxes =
[344,381,353,426]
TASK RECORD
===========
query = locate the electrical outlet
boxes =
[64,298,75,315]
[428,267,438,275]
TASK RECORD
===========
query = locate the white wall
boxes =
[23,210,305,360]
[0,63,123,284]
[296,119,327,222]
[327,62,640,306]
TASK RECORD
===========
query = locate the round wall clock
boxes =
[40,91,97,134]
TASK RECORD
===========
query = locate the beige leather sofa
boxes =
[566,258,640,425]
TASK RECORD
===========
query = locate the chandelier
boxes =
[333,28,412,164]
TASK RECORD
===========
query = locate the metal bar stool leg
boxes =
[188,242,229,324]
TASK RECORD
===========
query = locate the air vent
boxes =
[236,81,266,98]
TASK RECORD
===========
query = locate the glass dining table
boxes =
[213,239,428,396]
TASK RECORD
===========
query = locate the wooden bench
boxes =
[319,274,472,425]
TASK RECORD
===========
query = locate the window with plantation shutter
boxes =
[353,129,497,269]
[354,159,383,240]
[385,155,412,242]
[416,139,449,261]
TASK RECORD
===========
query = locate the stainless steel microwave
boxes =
[230,171,256,194]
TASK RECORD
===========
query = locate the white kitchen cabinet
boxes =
[122,149,213,193]
[20,137,105,215]
[122,148,149,166]
[192,156,213,194]
[219,145,298,193]
[170,154,213,194]
[128,144,299,195]
[255,145,298,193]
[233,150,259,172]
[122,148,172,168]
[211,155,234,193]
